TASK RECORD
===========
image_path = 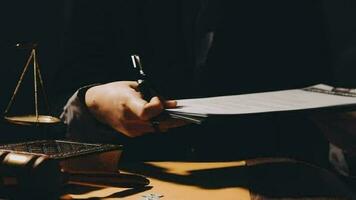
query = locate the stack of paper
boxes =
[166,84,356,124]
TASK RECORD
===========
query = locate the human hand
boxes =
[85,81,189,137]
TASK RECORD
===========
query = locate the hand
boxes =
[85,81,188,137]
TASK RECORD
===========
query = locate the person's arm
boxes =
[60,84,123,143]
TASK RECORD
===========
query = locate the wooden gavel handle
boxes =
[65,171,150,188]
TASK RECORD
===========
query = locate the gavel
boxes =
[0,151,149,198]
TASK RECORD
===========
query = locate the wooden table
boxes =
[61,159,354,200]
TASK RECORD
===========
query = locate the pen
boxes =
[131,55,158,101]
[131,55,204,124]
[131,54,165,131]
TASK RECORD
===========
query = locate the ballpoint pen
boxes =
[131,54,164,131]
[131,55,159,101]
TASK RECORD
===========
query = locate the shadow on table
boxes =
[118,158,355,200]
[61,184,152,199]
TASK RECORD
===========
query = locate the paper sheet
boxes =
[166,84,356,116]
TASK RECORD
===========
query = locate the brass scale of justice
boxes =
[3,43,61,125]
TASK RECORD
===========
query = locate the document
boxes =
[166,84,356,123]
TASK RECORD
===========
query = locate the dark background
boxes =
[0,1,356,142]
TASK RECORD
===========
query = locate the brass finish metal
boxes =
[4,115,61,125]
[3,44,61,125]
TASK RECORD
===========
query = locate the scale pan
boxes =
[4,115,61,125]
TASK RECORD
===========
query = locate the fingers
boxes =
[143,97,165,118]
[132,97,178,120]
[126,96,164,120]
[163,100,177,108]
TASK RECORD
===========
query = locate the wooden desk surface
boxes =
[61,159,354,200]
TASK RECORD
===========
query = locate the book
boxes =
[167,84,356,123]
[0,140,123,173]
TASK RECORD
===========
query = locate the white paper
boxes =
[166,84,356,116]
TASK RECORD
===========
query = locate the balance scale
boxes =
[3,43,61,125]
